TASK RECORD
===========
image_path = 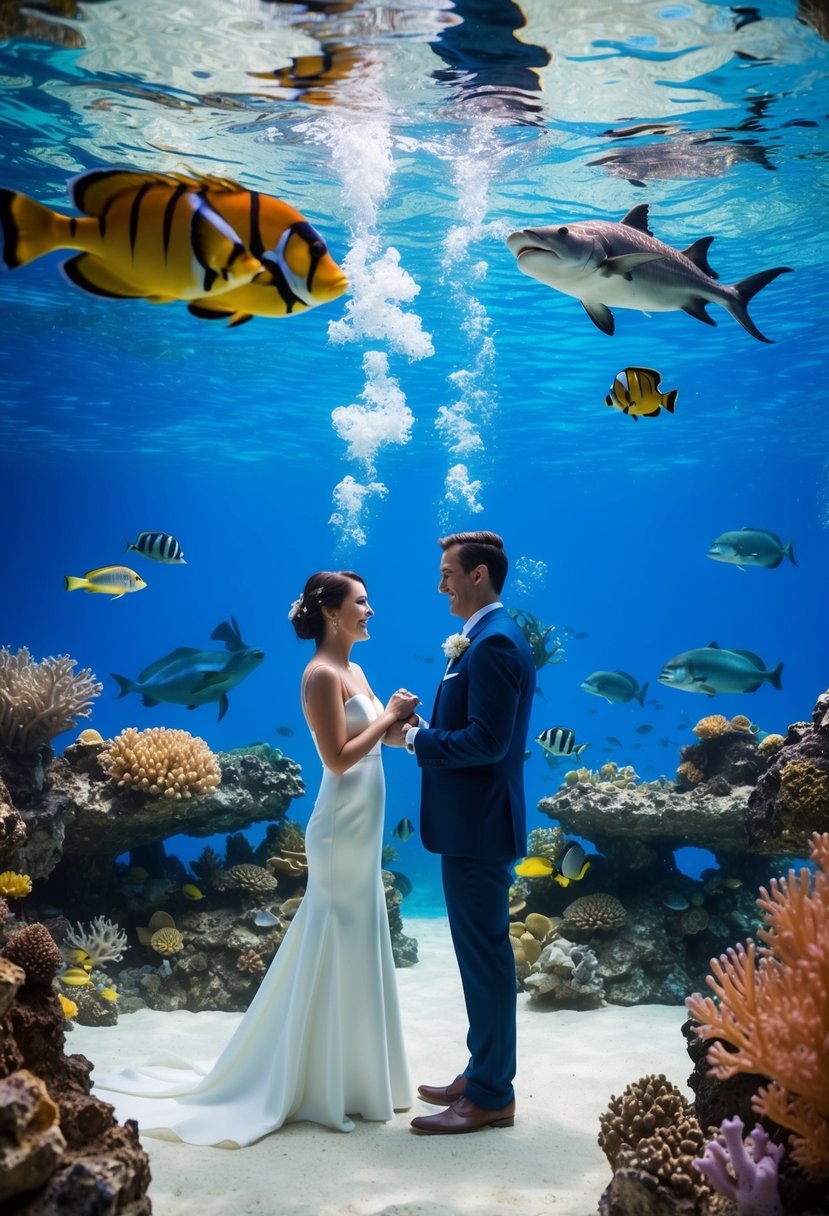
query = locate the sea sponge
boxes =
[598,1074,690,1171]
[0,871,32,900]
[757,733,785,757]
[1,923,62,985]
[729,715,753,732]
[693,714,731,740]
[677,760,705,785]
[563,893,626,932]
[99,726,221,800]
[236,949,266,975]
[224,864,278,897]
[0,646,102,753]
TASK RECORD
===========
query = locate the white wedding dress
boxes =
[93,694,412,1145]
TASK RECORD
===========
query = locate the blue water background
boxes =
[1,0,827,913]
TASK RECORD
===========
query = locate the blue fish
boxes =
[111,617,264,720]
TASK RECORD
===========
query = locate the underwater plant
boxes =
[506,608,564,670]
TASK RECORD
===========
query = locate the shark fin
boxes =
[728,266,793,344]
[681,236,718,278]
[619,204,652,234]
[601,252,662,279]
[217,693,230,721]
[582,301,614,335]
[682,297,717,326]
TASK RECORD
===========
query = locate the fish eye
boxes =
[557,226,569,237]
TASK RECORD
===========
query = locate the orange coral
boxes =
[693,714,730,740]
[686,832,829,1182]
[677,760,704,785]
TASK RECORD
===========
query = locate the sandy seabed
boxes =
[72,918,692,1216]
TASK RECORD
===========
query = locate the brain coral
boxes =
[0,646,102,753]
[598,1074,690,1171]
[1,922,62,985]
[778,760,829,830]
[692,714,730,740]
[0,871,32,900]
[224,864,278,897]
[99,726,221,800]
[150,927,183,956]
[563,893,626,932]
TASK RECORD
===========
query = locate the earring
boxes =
[331,617,339,635]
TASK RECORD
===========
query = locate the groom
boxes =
[401,531,535,1134]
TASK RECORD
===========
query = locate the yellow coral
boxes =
[150,927,183,956]
[58,992,78,1019]
[99,726,221,800]
[0,871,32,899]
[686,832,829,1182]
[76,728,104,745]
[758,733,786,756]
[730,714,752,732]
[692,714,730,740]
[677,760,705,785]
[778,761,829,827]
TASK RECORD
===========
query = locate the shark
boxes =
[111,617,264,720]
[506,204,792,342]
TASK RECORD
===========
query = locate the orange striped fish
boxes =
[0,170,265,303]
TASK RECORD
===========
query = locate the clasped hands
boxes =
[383,687,420,747]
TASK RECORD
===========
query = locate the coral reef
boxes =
[686,832,829,1186]
[0,776,27,869]
[676,722,768,793]
[693,715,732,740]
[0,647,102,754]
[236,948,266,976]
[562,892,627,933]
[1,922,62,985]
[599,1074,690,1171]
[563,762,639,790]
[757,734,785,758]
[99,726,222,800]
[65,916,127,969]
[223,863,278,899]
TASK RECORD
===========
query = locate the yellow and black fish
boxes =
[605,367,678,420]
[65,565,147,599]
[0,169,265,303]
[514,843,591,887]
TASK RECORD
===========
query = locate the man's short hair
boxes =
[439,531,508,594]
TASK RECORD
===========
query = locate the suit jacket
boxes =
[414,606,536,860]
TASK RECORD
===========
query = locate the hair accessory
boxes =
[288,597,303,621]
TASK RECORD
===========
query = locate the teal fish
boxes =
[111,616,264,720]
[658,641,782,696]
[707,528,796,571]
[392,818,415,843]
[581,670,648,706]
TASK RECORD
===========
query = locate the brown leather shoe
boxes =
[410,1096,515,1135]
[416,1075,467,1106]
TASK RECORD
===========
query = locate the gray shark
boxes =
[111,616,264,720]
[506,204,792,341]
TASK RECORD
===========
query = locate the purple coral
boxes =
[693,1115,784,1216]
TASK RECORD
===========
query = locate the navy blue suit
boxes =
[414,606,535,1108]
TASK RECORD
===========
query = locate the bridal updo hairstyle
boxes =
[439,530,508,594]
[291,570,365,642]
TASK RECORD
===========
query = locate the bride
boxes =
[94,570,418,1145]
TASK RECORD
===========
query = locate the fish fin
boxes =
[701,686,717,696]
[635,681,648,707]
[707,641,720,648]
[737,564,748,572]
[141,695,160,707]
[731,649,769,670]
[619,204,652,234]
[61,254,156,300]
[784,540,797,566]
[552,873,570,888]
[211,618,244,651]
[582,301,614,335]
[601,252,663,279]
[217,693,230,721]
[681,236,718,278]
[681,296,717,326]
[729,266,793,343]
[137,647,202,683]
[65,575,87,592]
[109,593,125,600]
[641,407,661,417]
[0,188,67,268]
[663,389,678,413]
[631,413,639,421]
[69,168,178,216]
[187,300,253,326]
[614,670,639,683]
[767,662,783,690]
[110,673,135,698]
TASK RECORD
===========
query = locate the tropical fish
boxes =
[663,892,690,911]
[723,878,743,890]
[64,948,92,971]
[514,856,554,879]
[634,724,653,735]
[706,528,796,571]
[581,671,648,706]
[111,616,265,720]
[658,641,783,696]
[515,843,590,887]
[181,883,205,901]
[0,170,265,303]
[536,726,589,761]
[59,968,93,987]
[506,204,791,341]
[98,987,119,1002]
[65,565,147,599]
[127,531,186,564]
[605,367,677,420]
[275,726,295,737]
[606,736,622,747]
[392,817,415,843]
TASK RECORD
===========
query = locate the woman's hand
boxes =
[385,689,420,720]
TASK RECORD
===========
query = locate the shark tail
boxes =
[729,266,793,343]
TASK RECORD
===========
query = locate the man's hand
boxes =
[384,719,414,748]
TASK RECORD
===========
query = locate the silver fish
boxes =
[707,527,796,570]
[506,204,792,342]
[658,641,783,696]
[581,670,648,706]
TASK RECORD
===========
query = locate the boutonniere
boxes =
[442,633,471,661]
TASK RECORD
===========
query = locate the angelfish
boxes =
[506,204,792,342]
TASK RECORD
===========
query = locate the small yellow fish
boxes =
[514,856,554,879]
[58,993,78,1019]
[64,948,92,972]
[605,367,678,420]
[65,565,147,599]
[60,968,93,987]
[98,987,118,1002]
[181,883,205,901]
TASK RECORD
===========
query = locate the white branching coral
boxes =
[65,916,128,969]
[0,646,102,753]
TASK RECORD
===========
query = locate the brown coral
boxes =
[236,949,266,976]
[598,1074,691,1170]
[678,907,710,935]
[267,851,308,880]
[563,892,626,932]
[0,646,102,753]
[729,714,752,732]
[757,732,785,757]
[777,760,829,827]
[693,714,731,740]
[1,923,62,985]
[686,832,829,1182]
[99,726,221,800]
[617,1118,712,1202]
[224,863,278,897]
[677,759,705,785]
